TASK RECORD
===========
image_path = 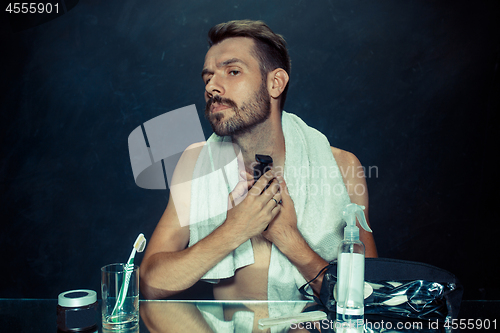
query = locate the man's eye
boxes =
[229,70,240,76]
[205,78,211,85]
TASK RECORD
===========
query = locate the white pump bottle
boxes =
[336,203,372,326]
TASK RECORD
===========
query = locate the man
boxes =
[140,20,377,300]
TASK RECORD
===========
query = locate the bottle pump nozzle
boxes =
[343,203,372,241]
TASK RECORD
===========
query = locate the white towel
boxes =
[189,111,350,299]
[197,303,255,333]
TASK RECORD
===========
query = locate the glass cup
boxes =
[101,263,139,330]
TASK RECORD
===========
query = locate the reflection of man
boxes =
[140,300,313,333]
[140,20,377,300]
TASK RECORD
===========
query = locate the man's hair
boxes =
[208,20,291,111]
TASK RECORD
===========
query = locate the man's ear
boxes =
[268,68,289,99]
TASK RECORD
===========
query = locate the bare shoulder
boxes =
[330,147,362,171]
[163,141,206,215]
[330,146,367,193]
[330,146,368,203]
[172,142,206,183]
[182,141,206,158]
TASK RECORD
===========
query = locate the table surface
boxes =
[0,299,498,332]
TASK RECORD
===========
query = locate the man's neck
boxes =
[231,111,286,174]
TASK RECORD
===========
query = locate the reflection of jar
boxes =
[57,290,98,333]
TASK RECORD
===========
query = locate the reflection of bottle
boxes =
[336,204,372,327]
[334,322,365,333]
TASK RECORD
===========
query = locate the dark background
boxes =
[1,0,499,301]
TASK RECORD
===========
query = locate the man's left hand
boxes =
[262,176,299,249]
[263,175,330,296]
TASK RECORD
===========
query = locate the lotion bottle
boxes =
[336,203,372,327]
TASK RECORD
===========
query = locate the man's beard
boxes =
[205,81,271,137]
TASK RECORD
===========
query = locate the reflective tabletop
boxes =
[0,299,498,332]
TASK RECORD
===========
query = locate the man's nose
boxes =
[205,75,225,98]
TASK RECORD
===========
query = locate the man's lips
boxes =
[211,103,230,113]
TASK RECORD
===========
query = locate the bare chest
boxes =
[213,235,272,300]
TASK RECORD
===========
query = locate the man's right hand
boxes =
[224,170,282,242]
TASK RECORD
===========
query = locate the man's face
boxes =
[202,37,271,136]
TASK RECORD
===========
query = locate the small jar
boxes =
[57,289,98,333]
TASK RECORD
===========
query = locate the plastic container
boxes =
[57,289,98,333]
[336,203,372,327]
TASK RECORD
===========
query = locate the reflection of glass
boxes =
[334,322,364,333]
[140,301,312,333]
[101,264,139,331]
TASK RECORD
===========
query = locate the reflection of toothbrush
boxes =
[112,233,146,317]
[258,311,327,328]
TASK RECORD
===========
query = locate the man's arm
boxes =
[262,148,377,295]
[332,147,377,258]
[140,191,245,299]
[140,142,241,299]
[140,144,283,299]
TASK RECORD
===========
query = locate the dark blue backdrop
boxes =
[1,0,499,300]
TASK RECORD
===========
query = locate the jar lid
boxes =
[58,289,97,307]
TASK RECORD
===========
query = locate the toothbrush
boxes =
[111,233,147,318]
